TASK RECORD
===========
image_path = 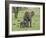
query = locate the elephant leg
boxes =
[20,22,23,28]
[30,20,32,27]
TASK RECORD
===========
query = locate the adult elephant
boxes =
[20,11,34,28]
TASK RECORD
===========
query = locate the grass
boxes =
[12,7,40,31]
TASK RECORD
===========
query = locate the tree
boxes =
[12,7,19,18]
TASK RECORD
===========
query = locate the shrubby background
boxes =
[12,7,40,31]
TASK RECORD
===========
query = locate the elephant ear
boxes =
[31,11,34,17]
[24,12,29,18]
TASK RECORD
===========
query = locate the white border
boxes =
[9,4,43,35]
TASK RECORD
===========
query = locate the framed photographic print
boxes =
[5,1,45,37]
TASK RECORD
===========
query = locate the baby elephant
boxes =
[20,19,29,28]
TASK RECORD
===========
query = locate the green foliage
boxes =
[12,7,40,31]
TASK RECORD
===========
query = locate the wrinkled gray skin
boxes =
[20,11,34,28]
